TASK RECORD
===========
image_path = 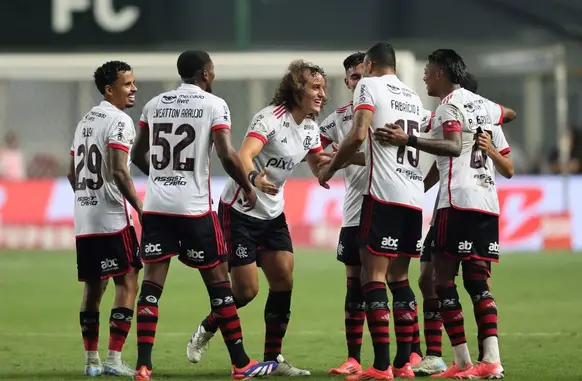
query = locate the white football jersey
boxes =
[353,75,425,209]
[70,101,135,237]
[320,102,366,227]
[139,83,231,216]
[221,105,323,220]
[432,88,510,215]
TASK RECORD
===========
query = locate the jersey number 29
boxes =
[151,123,196,171]
[75,144,104,190]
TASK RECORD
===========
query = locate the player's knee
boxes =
[83,280,106,307]
[232,285,258,306]
[418,272,435,297]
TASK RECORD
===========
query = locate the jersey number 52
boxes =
[151,123,196,171]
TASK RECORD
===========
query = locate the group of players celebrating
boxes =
[70,42,516,381]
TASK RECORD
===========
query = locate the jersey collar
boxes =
[179,83,202,91]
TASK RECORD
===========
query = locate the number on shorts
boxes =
[75,144,104,190]
[394,119,419,167]
[151,123,196,171]
[470,130,493,169]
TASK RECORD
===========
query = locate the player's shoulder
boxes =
[336,101,353,114]
[251,105,287,124]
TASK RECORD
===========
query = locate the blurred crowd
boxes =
[0,127,580,181]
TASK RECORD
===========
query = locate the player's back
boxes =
[354,75,424,208]
[433,88,504,214]
[71,101,134,236]
[140,84,230,216]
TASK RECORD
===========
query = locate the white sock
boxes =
[452,343,472,367]
[482,337,501,363]
[107,350,122,363]
[85,351,100,365]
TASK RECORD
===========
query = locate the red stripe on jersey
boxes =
[499,147,511,156]
[354,104,374,113]
[139,120,148,128]
[108,143,129,152]
[272,105,287,119]
[70,150,74,156]
[211,124,230,131]
[441,93,454,104]
[425,112,435,133]
[497,105,504,125]
[443,121,462,133]
[320,135,333,145]
[336,101,353,113]
[309,146,323,154]
[247,132,267,144]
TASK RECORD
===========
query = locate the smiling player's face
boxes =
[300,71,327,115]
[106,71,137,109]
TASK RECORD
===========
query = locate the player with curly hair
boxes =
[187,59,332,376]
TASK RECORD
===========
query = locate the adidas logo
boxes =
[281,137,287,143]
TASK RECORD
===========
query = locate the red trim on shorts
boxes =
[443,120,462,133]
[320,135,333,146]
[398,251,421,258]
[309,146,323,154]
[499,147,511,156]
[211,211,227,255]
[141,252,178,263]
[221,203,232,259]
[139,120,148,128]
[211,124,230,131]
[358,197,373,240]
[180,257,221,269]
[247,132,267,144]
[354,104,374,113]
[365,244,397,258]
[108,143,129,152]
[437,208,449,247]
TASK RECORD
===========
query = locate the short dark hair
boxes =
[428,49,467,85]
[461,72,478,93]
[93,61,132,95]
[343,52,365,71]
[366,43,396,68]
[270,60,327,111]
[177,50,211,80]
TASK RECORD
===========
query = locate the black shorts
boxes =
[434,207,500,262]
[359,195,422,258]
[337,226,360,266]
[140,212,227,269]
[219,203,293,267]
[420,225,437,263]
[76,226,141,282]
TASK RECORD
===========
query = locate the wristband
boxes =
[248,170,259,186]
[407,135,418,146]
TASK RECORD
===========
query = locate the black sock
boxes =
[208,281,250,368]
[135,281,163,370]
[345,277,365,363]
[388,280,416,368]
[363,282,391,371]
[201,296,247,333]
[263,290,292,362]
[80,311,99,352]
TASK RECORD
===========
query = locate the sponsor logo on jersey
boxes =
[386,84,401,94]
[153,176,187,186]
[304,124,315,131]
[266,157,297,171]
[320,121,335,132]
[161,95,177,104]
[76,196,98,206]
[342,114,353,122]
[396,168,423,181]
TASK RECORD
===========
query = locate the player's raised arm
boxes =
[108,117,142,214]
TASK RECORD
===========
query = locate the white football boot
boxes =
[272,354,311,376]
[412,355,448,376]
[186,324,215,363]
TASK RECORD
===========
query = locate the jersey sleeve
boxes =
[211,98,231,131]
[308,125,323,154]
[319,112,338,145]
[484,99,504,125]
[70,141,74,156]
[138,97,157,128]
[353,79,375,112]
[107,114,136,153]
[420,109,435,133]
[246,114,276,144]
[434,104,462,133]
[492,125,510,155]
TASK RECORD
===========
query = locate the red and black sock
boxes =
[436,282,467,347]
[207,281,250,368]
[264,290,292,362]
[80,311,99,352]
[136,281,163,370]
[388,280,417,368]
[109,307,133,352]
[423,298,443,357]
[412,302,422,357]
[201,296,247,334]
[363,281,391,371]
[464,276,498,362]
[345,277,365,363]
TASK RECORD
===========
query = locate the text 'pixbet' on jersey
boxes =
[266,157,297,171]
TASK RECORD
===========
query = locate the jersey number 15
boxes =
[151,123,196,171]
[395,119,419,168]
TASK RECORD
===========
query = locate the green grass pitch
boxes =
[0,250,581,380]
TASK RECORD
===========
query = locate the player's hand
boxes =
[254,168,279,196]
[331,142,340,153]
[240,187,257,211]
[317,163,334,189]
[476,132,494,154]
[382,123,409,146]
[373,126,393,146]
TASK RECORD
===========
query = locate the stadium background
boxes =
[0,1,581,381]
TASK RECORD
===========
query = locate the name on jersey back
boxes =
[391,100,420,115]
[153,107,204,119]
